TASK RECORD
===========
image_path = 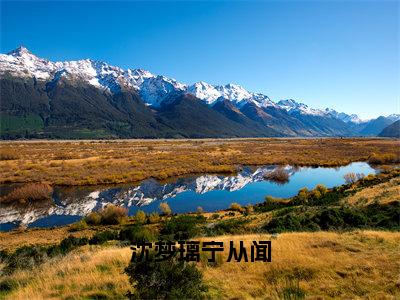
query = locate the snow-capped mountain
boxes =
[277,99,327,117]
[1,46,396,138]
[0,46,187,106]
[0,47,279,110]
[387,114,400,122]
[187,82,277,108]
[0,47,325,113]
[325,108,366,124]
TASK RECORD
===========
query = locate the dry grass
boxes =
[0,138,399,186]
[263,167,290,184]
[200,231,400,299]
[0,183,53,204]
[0,227,96,252]
[3,231,400,299]
[368,153,400,164]
[5,245,132,299]
[344,176,400,206]
[99,205,128,225]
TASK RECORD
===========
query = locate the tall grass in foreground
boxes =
[2,232,399,299]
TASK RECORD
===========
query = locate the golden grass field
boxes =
[0,138,399,186]
[2,231,399,299]
[0,138,399,299]
[344,176,400,206]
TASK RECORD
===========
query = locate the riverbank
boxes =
[0,168,399,298]
[1,138,399,186]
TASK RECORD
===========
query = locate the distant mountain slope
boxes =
[378,120,400,138]
[0,46,397,139]
[0,76,169,138]
[359,116,397,136]
[156,94,281,138]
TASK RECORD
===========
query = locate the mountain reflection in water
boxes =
[0,162,377,231]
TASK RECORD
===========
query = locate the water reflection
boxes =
[0,162,377,231]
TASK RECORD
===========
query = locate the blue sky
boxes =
[1,1,399,119]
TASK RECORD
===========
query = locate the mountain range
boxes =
[0,46,398,139]
[379,120,400,138]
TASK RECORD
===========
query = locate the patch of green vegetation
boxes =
[119,225,157,243]
[0,278,18,296]
[160,215,206,240]
[1,236,89,274]
[0,113,44,137]
[89,230,119,245]
[96,264,112,274]
[205,218,250,236]
[125,252,208,299]
[46,128,113,139]
[263,202,400,233]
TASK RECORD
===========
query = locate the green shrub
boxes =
[89,230,119,245]
[2,236,88,275]
[125,252,208,299]
[0,250,9,263]
[2,245,48,274]
[264,212,320,233]
[210,213,220,220]
[295,188,309,204]
[206,218,249,236]
[56,236,89,255]
[160,215,206,240]
[0,278,18,294]
[263,202,400,233]
[281,284,306,300]
[310,189,322,200]
[255,196,289,212]
[119,225,157,243]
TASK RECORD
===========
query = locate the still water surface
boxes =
[0,162,377,231]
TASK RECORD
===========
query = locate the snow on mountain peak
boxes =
[7,46,33,57]
[187,81,221,104]
[325,108,364,124]
[0,47,365,119]
[187,81,277,109]
[387,114,400,122]
[215,83,252,104]
[138,75,187,107]
[277,99,326,116]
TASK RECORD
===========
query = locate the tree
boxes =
[125,252,208,299]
